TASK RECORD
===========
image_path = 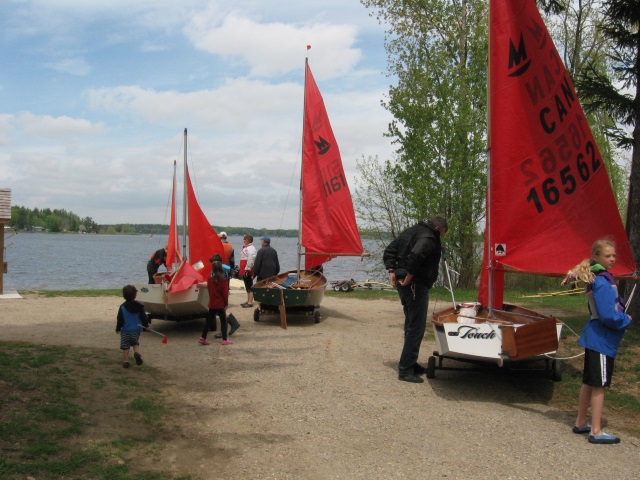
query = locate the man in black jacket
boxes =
[383,216,447,383]
[253,236,280,281]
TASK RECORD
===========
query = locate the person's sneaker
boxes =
[399,373,424,383]
[199,337,210,345]
[588,432,620,444]
[122,362,130,369]
[241,303,253,308]
[221,339,233,345]
[134,353,143,366]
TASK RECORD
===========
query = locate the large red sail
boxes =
[479,0,636,307]
[186,167,224,278]
[301,60,363,269]
[165,167,181,270]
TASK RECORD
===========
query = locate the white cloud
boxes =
[185,11,360,78]
[46,56,92,76]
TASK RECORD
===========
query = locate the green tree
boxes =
[361,0,487,287]
[354,155,412,248]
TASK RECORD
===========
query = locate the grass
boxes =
[0,342,195,480]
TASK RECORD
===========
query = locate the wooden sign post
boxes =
[0,188,11,294]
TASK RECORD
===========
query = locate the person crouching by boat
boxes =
[240,234,257,308]
[254,236,280,282]
[116,285,150,368]
[147,245,167,284]
[210,253,241,338]
[200,260,232,345]
[563,239,632,444]
[383,216,447,384]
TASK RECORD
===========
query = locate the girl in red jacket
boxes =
[199,260,231,345]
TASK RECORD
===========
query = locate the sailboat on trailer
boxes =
[429,0,637,377]
[136,128,225,322]
[251,57,365,327]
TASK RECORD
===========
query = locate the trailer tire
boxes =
[314,311,321,323]
[340,283,351,292]
[426,356,436,379]
[253,308,260,322]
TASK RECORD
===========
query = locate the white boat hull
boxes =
[135,283,209,321]
[431,303,563,368]
[433,321,563,367]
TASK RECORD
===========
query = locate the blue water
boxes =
[2,233,383,291]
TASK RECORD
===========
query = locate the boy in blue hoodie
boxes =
[116,284,150,368]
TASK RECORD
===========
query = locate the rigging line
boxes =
[278,141,302,232]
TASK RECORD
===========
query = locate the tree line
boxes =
[10,206,100,233]
[8,206,301,238]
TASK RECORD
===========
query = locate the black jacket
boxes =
[254,245,280,280]
[383,221,442,288]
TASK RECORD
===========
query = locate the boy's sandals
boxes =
[134,353,143,366]
[588,432,620,444]
[572,424,591,434]
[122,362,130,369]
[241,302,253,308]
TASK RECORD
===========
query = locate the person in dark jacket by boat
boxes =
[116,284,150,368]
[383,216,447,383]
[253,236,280,282]
[147,246,167,283]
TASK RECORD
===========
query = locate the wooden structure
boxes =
[0,188,11,294]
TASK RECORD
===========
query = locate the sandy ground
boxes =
[1,291,639,479]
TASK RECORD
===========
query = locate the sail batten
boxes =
[479,0,636,308]
[300,61,363,269]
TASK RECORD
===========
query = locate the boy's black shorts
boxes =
[582,348,614,387]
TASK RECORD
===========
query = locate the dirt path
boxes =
[1,292,638,479]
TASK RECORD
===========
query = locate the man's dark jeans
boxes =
[396,281,430,375]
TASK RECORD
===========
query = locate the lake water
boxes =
[2,233,384,291]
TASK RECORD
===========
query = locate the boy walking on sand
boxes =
[116,284,150,368]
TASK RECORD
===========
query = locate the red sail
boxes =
[186,167,224,278]
[301,61,363,269]
[165,168,181,270]
[479,0,636,307]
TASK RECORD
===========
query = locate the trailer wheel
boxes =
[552,359,562,382]
[426,356,436,379]
[340,283,351,292]
[333,284,341,292]
[253,308,260,322]
[314,311,321,323]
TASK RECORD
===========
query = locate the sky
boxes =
[0,0,395,229]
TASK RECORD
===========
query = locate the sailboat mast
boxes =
[182,128,188,261]
[296,58,309,276]
[486,2,494,315]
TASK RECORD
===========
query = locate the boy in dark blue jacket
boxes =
[116,284,150,368]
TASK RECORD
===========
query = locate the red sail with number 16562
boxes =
[479,0,636,309]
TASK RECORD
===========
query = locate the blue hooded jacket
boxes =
[579,272,630,358]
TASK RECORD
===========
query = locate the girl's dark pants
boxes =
[202,309,228,340]
[396,281,429,375]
